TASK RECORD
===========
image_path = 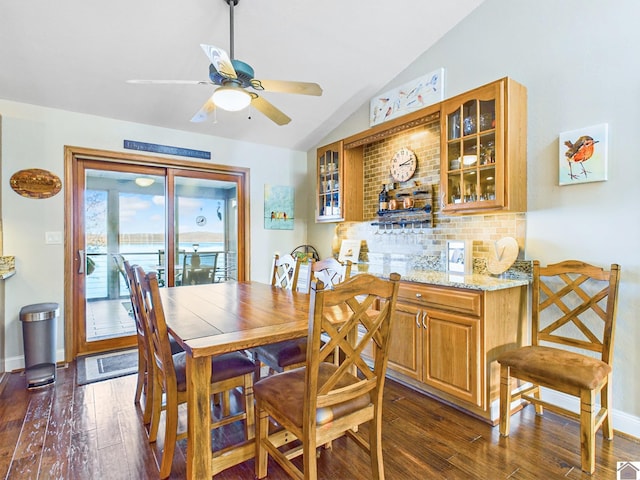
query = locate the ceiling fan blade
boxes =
[127,79,213,85]
[251,95,291,126]
[200,44,237,79]
[190,97,216,123]
[251,79,322,96]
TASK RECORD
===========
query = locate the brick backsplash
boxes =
[335,118,525,270]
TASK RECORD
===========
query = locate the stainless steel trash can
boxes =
[20,302,59,389]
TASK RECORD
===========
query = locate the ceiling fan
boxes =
[128,0,322,126]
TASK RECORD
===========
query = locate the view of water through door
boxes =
[74,156,243,357]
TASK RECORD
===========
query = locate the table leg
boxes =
[186,354,212,480]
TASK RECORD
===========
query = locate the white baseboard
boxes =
[540,388,640,439]
[5,348,66,372]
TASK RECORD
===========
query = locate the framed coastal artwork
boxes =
[264,185,294,230]
[558,123,608,186]
[369,68,445,126]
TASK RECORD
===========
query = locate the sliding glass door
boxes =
[69,149,247,357]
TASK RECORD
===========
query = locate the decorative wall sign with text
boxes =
[124,140,211,159]
[10,168,62,199]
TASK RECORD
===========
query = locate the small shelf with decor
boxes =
[372,186,433,229]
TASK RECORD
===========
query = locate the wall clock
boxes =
[390,147,417,182]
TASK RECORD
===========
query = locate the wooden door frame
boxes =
[63,146,251,362]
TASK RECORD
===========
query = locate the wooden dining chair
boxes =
[133,265,256,479]
[311,257,352,289]
[122,259,153,423]
[497,260,621,474]
[123,259,184,425]
[252,256,351,379]
[270,253,301,289]
[254,273,401,480]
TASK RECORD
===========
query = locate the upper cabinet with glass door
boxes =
[440,77,527,214]
[316,140,363,223]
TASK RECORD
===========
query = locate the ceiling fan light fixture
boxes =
[135,177,155,187]
[212,86,251,111]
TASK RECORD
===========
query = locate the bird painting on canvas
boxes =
[564,135,599,180]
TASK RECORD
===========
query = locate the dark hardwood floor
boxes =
[0,362,638,479]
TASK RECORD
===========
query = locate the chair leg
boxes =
[159,392,179,479]
[134,346,145,405]
[602,376,613,440]
[253,358,263,383]
[580,388,597,474]
[142,368,153,425]
[149,376,163,443]
[499,365,512,436]
[531,386,543,415]
[369,409,385,480]
[302,429,318,480]
[221,391,231,417]
[255,405,270,479]
[243,373,255,440]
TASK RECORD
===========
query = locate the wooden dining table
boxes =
[159,280,316,479]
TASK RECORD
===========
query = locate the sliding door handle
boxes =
[78,249,85,274]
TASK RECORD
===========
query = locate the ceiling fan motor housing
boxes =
[209,60,255,88]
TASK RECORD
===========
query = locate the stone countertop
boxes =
[397,269,529,291]
[0,256,16,279]
[353,260,531,292]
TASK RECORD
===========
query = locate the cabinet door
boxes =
[440,77,527,214]
[387,300,422,381]
[423,310,481,406]
[316,141,343,222]
[440,81,504,214]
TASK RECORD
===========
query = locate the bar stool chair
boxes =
[254,273,402,480]
[252,256,351,379]
[133,265,256,479]
[497,260,621,474]
[123,259,184,421]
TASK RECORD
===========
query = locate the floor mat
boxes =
[77,348,138,385]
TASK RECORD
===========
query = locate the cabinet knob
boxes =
[415,293,422,298]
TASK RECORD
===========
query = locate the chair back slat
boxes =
[303,273,400,423]
[532,260,620,364]
[270,253,300,290]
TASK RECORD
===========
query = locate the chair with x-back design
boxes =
[497,260,621,474]
[254,272,401,480]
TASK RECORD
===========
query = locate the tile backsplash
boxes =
[335,117,526,271]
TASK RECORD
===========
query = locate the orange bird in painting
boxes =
[564,135,599,180]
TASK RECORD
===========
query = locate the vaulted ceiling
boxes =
[0,0,484,151]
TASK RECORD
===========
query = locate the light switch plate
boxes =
[45,231,62,244]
